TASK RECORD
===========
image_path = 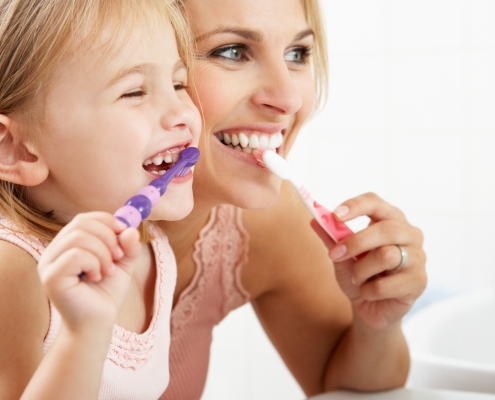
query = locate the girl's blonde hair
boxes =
[0,0,194,242]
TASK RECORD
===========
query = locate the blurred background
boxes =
[201,1,495,399]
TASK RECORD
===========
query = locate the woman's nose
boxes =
[160,94,197,131]
[250,62,303,115]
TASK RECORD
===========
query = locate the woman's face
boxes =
[185,0,316,209]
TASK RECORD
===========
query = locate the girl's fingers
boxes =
[359,267,427,302]
[117,228,141,260]
[51,213,127,259]
[335,192,407,223]
[42,230,115,275]
[330,220,423,261]
[40,248,102,288]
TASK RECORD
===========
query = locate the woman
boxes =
[159,0,427,398]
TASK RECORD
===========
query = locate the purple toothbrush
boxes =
[114,147,200,228]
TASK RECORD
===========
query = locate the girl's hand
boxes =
[38,212,142,334]
[311,192,427,331]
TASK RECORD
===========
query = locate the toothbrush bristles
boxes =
[252,148,271,172]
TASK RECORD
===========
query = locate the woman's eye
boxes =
[121,90,147,99]
[285,47,310,64]
[210,45,246,62]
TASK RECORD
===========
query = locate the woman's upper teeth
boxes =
[219,131,283,152]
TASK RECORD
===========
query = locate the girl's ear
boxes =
[0,114,48,186]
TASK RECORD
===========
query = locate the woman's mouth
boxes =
[216,130,284,153]
[142,146,187,176]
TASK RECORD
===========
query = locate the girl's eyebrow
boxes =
[107,63,157,88]
[195,27,314,43]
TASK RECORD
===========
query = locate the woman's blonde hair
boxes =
[303,0,329,111]
[0,0,194,242]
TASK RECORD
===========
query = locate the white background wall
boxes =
[201,1,495,399]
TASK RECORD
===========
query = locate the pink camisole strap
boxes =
[160,204,251,400]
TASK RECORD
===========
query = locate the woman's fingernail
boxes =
[330,244,347,260]
[334,205,349,219]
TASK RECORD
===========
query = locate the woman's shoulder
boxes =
[241,181,332,296]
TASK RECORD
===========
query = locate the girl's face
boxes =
[27,19,201,222]
[185,0,316,209]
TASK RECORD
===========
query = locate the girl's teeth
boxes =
[242,146,252,154]
[259,135,269,149]
[152,155,164,165]
[172,153,179,162]
[144,159,152,166]
[164,154,173,163]
[223,133,231,145]
[249,135,259,149]
[234,145,242,152]
[159,170,166,175]
[239,132,249,148]
[231,134,240,147]
[218,132,224,141]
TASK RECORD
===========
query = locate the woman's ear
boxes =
[0,114,48,186]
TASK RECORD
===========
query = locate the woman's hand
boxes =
[311,192,427,331]
[38,212,142,334]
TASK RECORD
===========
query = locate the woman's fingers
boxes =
[359,265,427,302]
[335,192,407,223]
[329,219,424,262]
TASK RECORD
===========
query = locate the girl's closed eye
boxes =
[120,89,147,99]
[173,82,188,91]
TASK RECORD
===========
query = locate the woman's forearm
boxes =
[21,325,112,400]
[324,320,410,392]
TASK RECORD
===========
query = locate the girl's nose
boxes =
[160,94,197,131]
[250,62,303,115]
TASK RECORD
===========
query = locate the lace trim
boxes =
[107,223,173,370]
[171,205,250,339]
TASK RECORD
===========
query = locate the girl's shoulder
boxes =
[0,239,49,397]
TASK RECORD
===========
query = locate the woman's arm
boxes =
[243,182,426,396]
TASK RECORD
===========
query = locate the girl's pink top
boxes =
[0,218,176,400]
[161,204,251,400]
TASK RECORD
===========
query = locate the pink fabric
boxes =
[0,218,176,400]
[160,204,251,400]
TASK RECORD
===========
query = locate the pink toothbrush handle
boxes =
[313,201,367,260]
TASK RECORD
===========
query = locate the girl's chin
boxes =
[148,194,194,221]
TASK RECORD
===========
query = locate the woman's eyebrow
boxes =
[195,27,263,43]
[294,28,314,41]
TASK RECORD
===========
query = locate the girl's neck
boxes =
[158,196,217,263]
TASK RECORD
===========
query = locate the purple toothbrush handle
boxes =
[114,147,200,228]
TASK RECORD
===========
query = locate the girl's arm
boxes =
[243,182,426,396]
[0,213,140,400]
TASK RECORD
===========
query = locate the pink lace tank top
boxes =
[160,204,251,400]
[0,218,176,400]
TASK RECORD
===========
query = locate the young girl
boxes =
[0,1,200,399]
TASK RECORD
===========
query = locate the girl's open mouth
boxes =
[143,146,187,176]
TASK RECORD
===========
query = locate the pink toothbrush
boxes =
[254,149,364,259]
